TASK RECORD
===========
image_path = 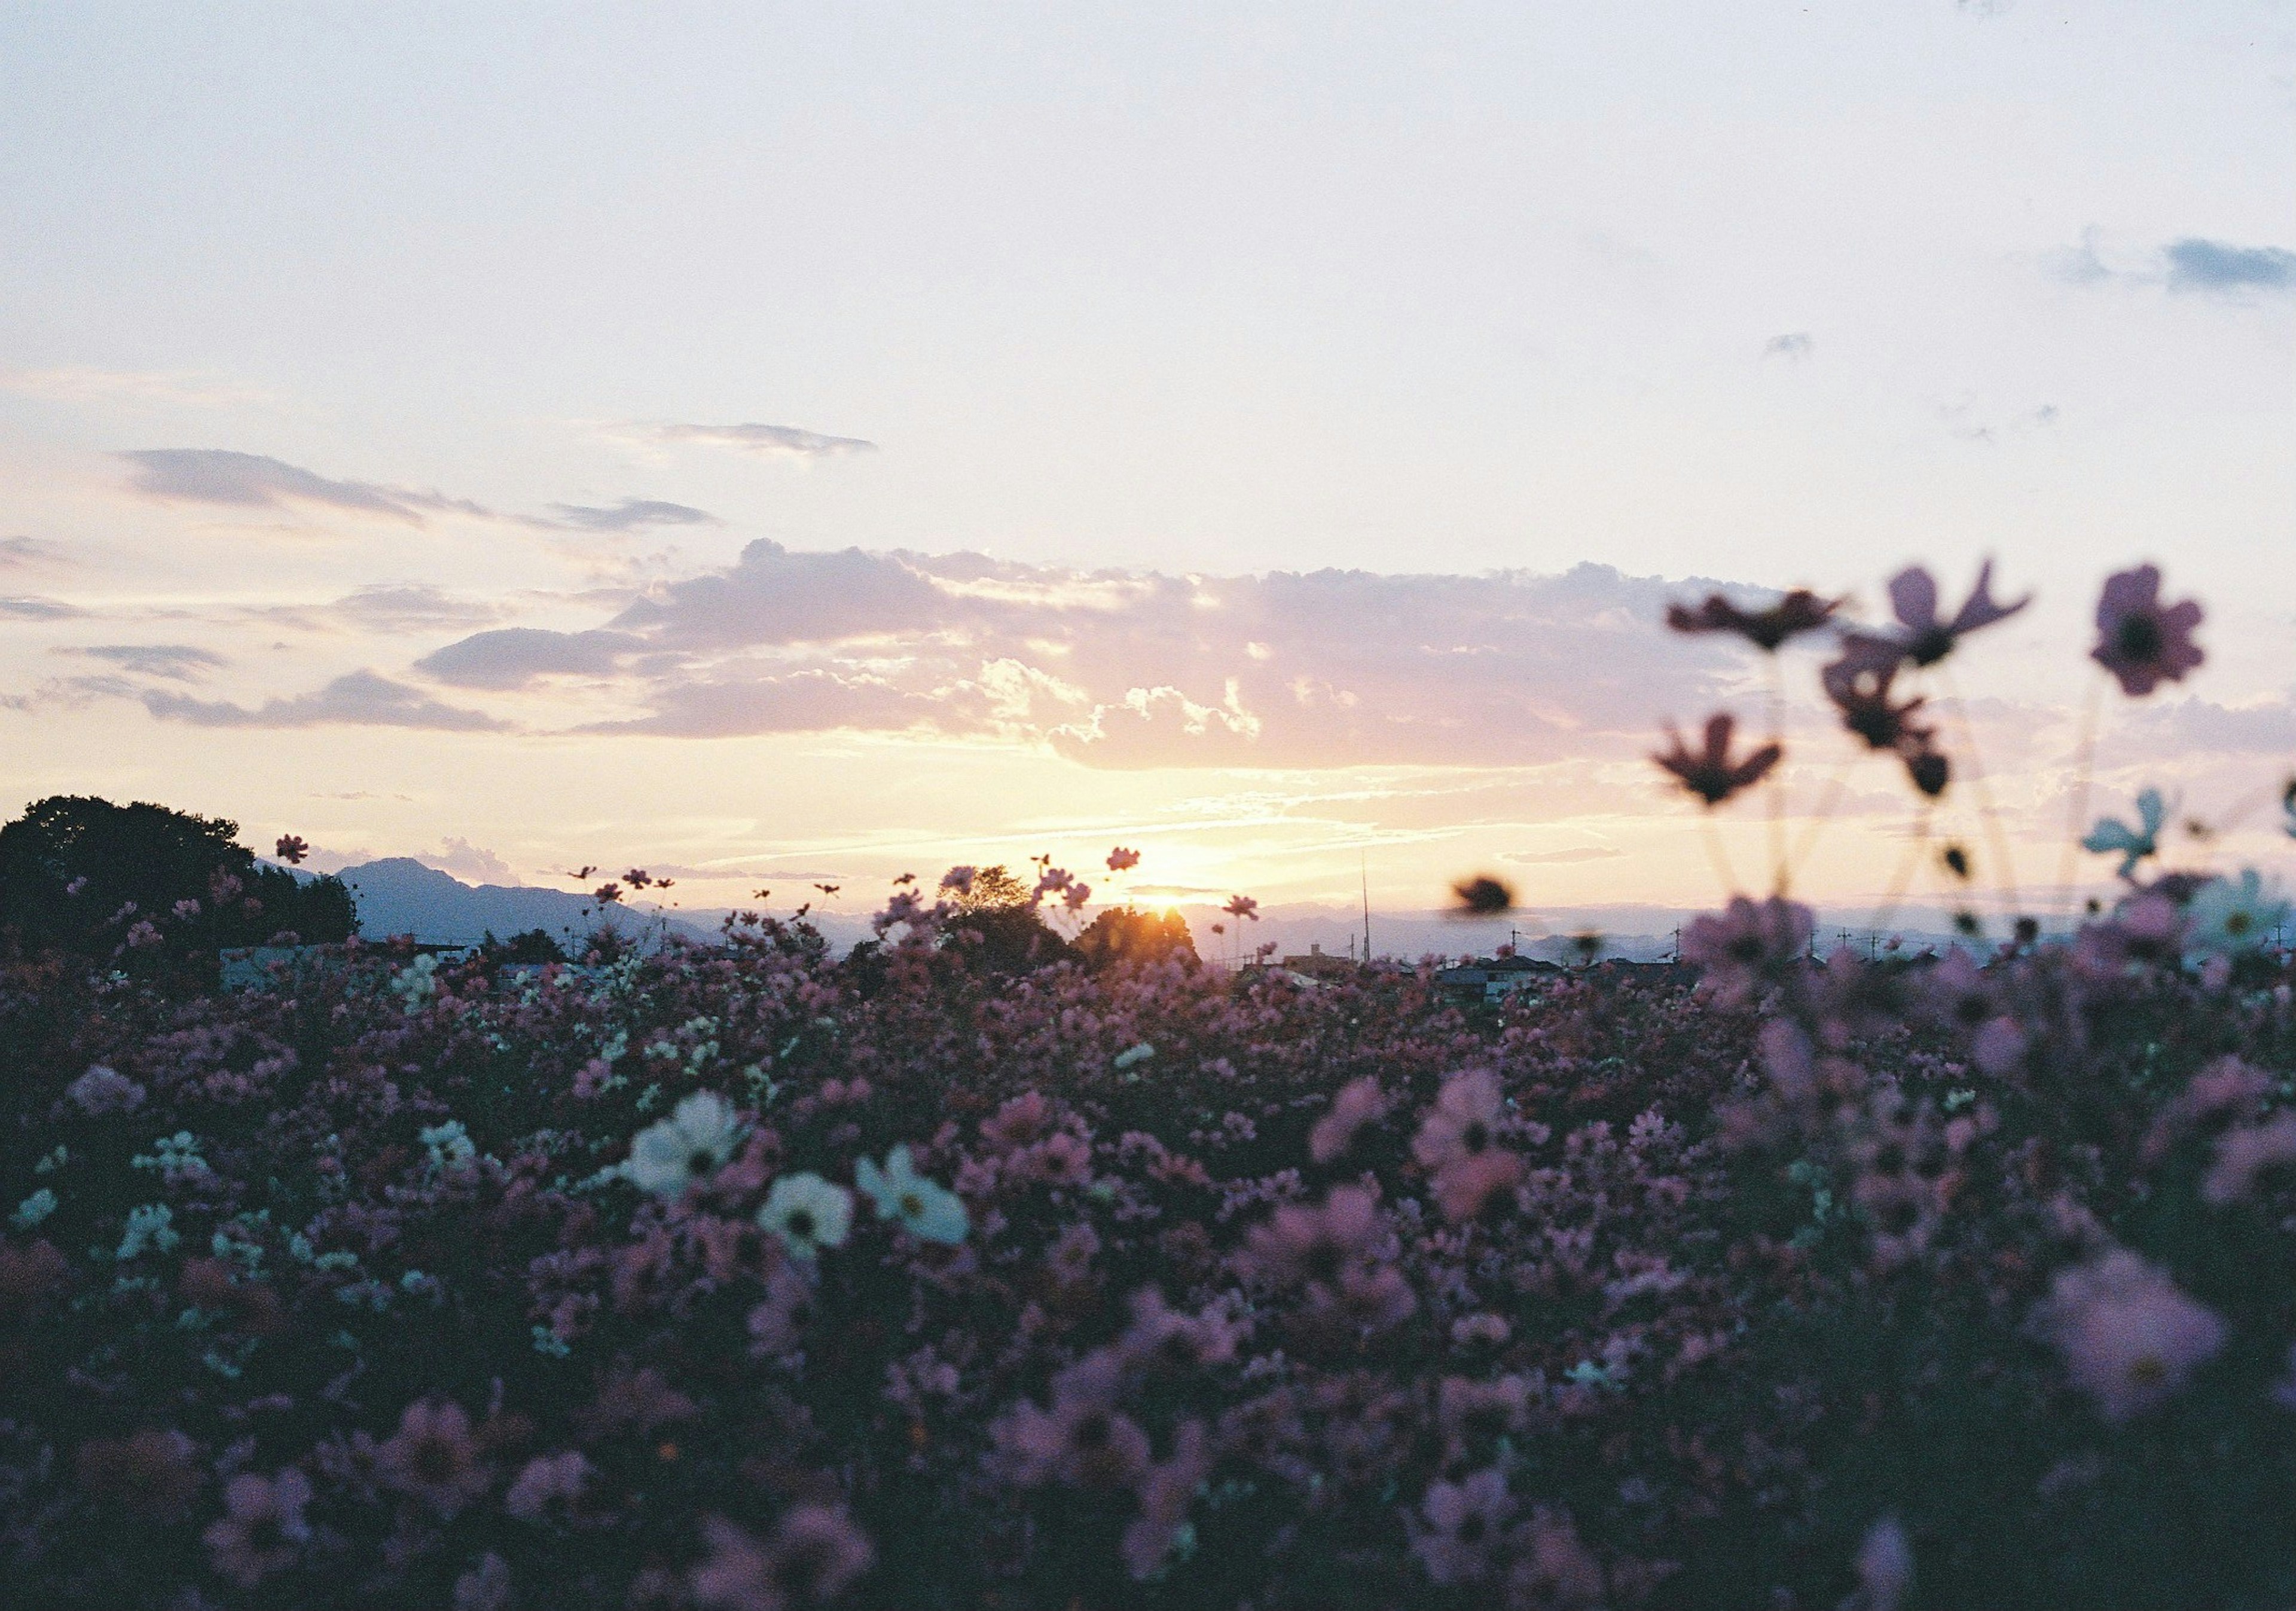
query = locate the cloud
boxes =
[61,644,226,681]
[1500,846,1627,865]
[2,367,272,406]
[1762,333,1813,361]
[121,449,491,525]
[2120,695,2296,755]
[0,537,66,568]
[414,543,1750,768]
[548,498,719,532]
[323,584,509,634]
[420,837,518,884]
[2048,231,2296,297]
[0,595,86,620]
[144,670,507,732]
[2163,239,2296,296]
[414,628,645,690]
[642,423,878,458]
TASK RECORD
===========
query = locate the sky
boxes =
[1,2,2290,942]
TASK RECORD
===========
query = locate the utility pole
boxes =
[1360,851,1371,963]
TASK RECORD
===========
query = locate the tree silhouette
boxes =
[0,796,356,968]
[1074,906,1199,971]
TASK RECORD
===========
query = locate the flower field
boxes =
[5,561,2296,1609]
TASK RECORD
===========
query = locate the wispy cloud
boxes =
[0,537,68,569]
[2163,239,2296,296]
[408,542,1749,768]
[0,595,86,620]
[547,498,719,532]
[414,627,640,690]
[145,670,507,732]
[1761,332,1813,361]
[639,423,878,458]
[2048,231,2296,298]
[3,367,273,407]
[120,450,491,525]
[60,644,226,681]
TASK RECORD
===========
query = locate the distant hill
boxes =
[332,858,720,948]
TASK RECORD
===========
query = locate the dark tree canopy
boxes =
[1074,904,1199,971]
[0,796,357,963]
[941,864,1074,974]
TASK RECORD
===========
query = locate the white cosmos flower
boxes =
[853,1145,969,1245]
[2186,869,2288,956]
[620,1092,744,1196]
[757,1173,853,1259]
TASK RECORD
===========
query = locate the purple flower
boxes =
[2091,564,2203,696]
[991,1349,1152,1490]
[1850,560,2031,670]
[203,1468,312,1589]
[1652,713,1781,808]
[375,1397,493,1518]
[1308,1075,1388,1164]
[2032,1249,2225,1422]
[692,1506,874,1609]
[1681,897,1813,1005]
[1666,587,1840,652]
[1408,1466,1513,1585]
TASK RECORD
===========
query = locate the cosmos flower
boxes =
[1666,587,1839,652]
[203,1468,313,1589]
[274,834,309,864]
[2091,564,2203,696]
[1309,1075,1388,1164]
[1106,846,1141,872]
[505,1450,591,1520]
[1122,1420,1212,1579]
[692,1506,874,1609]
[2032,1249,2225,1422]
[1408,1467,1514,1585]
[2185,869,2286,955]
[757,1173,853,1260]
[1822,652,1933,754]
[853,1145,969,1244]
[1681,896,1814,1005]
[621,1092,745,1196]
[1846,560,2031,671]
[375,1397,493,1517]
[1652,713,1781,808]
[2082,788,2167,879]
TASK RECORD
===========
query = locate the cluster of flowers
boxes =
[2,561,2294,1610]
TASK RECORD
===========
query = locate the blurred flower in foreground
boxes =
[854,1145,969,1244]
[1848,560,2031,671]
[2082,789,2167,879]
[1653,714,1781,807]
[2185,870,2286,955]
[1681,897,1813,1006]
[1106,846,1140,872]
[2092,564,2203,696]
[273,834,308,865]
[1449,875,1513,915]
[2031,1249,2224,1422]
[622,1092,744,1197]
[1666,587,1839,652]
[1223,894,1259,921]
[757,1173,853,1260]
[203,1469,312,1588]
[692,1507,874,1609]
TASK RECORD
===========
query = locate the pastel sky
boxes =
[1,3,2290,934]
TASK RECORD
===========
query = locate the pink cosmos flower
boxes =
[274,833,309,864]
[2091,564,2203,696]
[1652,713,1781,808]
[691,1506,874,1609]
[203,1468,312,1588]
[1106,846,1141,872]
[1681,896,1813,1006]
[991,1348,1153,1490]
[505,1450,591,1520]
[1881,560,2031,667]
[1409,1466,1514,1585]
[375,1397,493,1517]
[2032,1249,2225,1422]
[1309,1075,1388,1164]
[2202,1111,2296,1206]
[1666,587,1839,652]
[1504,1507,1608,1609]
